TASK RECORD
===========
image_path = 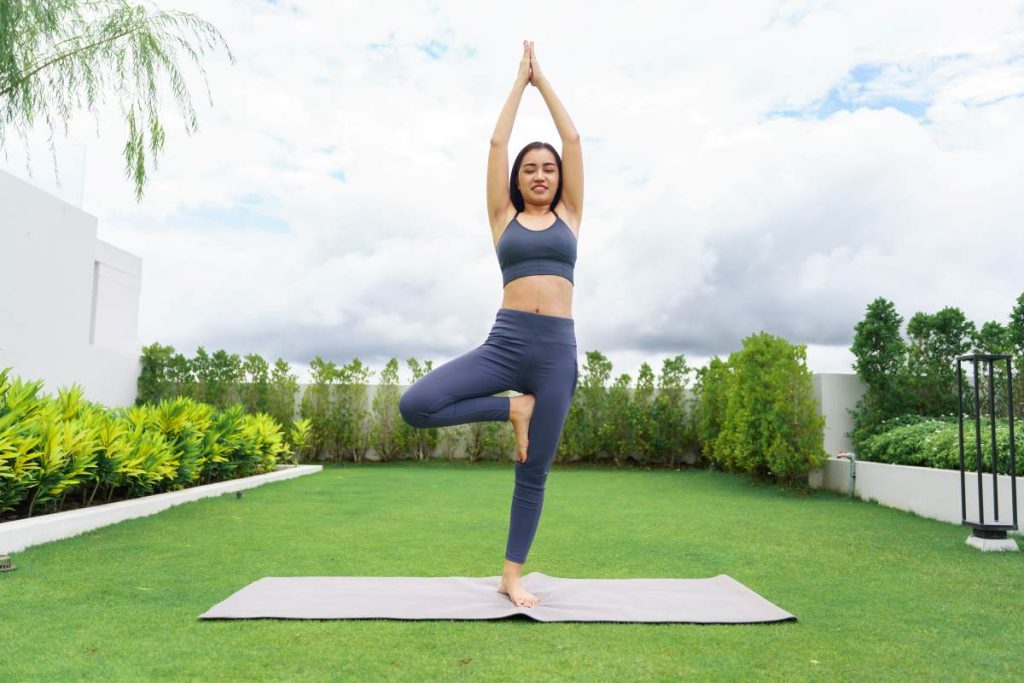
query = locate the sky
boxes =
[3,0,1024,386]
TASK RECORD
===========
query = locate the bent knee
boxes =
[395,389,419,428]
[399,389,428,428]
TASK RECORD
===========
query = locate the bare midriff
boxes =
[501,275,573,319]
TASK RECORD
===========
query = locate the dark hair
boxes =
[509,141,563,213]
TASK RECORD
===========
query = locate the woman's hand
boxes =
[517,39,532,85]
[528,41,546,86]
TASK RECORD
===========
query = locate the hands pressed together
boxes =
[517,39,545,87]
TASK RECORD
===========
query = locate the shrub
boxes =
[706,332,827,484]
[1,366,295,521]
[370,359,407,463]
[860,415,1020,474]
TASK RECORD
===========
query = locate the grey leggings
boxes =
[398,307,578,564]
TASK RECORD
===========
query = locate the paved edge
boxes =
[0,464,323,554]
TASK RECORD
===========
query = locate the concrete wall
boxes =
[814,456,1023,536]
[0,169,142,407]
[811,372,866,457]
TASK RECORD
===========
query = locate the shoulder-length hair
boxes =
[509,141,563,213]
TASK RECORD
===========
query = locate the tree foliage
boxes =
[849,295,1024,454]
[701,333,826,484]
[0,0,233,200]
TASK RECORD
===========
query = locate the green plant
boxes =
[0,368,45,513]
[268,358,300,433]
[401,358,439,461]
[905,307,975,417]
[136,342,176,405]
[299,356,338,461]
[331,359,374,463]
[1,367,293,521]
[0,0,235,201]
[369,359,406,463]
[604,373,633,467]
[560,351,613,463]
[860,415,1020,474]
[848,293,1024,454]
[287,418,313,465]
[648,355,693,467]
[459,413,516,462]
[239,354,273,416]
[709,332,826,485]
[696,356,731,464]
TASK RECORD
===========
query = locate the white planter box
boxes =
[810,456,1022,536]
[0,464,322,555]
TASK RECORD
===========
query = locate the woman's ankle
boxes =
[502,558,524,580]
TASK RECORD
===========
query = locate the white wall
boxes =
[814,456,1023,536]
[811,372,866,456]
[0,170,142,407]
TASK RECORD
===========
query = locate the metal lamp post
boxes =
[956,353,1019,551]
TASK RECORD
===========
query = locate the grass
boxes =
[1,460,1022,681]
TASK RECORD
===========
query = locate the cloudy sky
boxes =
[4,0,1024,385]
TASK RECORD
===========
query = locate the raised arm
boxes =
[529,42,583,223]
[487,41,532,228]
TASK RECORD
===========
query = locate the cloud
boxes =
[3,0,1024,385]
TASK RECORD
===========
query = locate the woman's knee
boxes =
[398,387,428,428]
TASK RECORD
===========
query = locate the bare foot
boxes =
[498,576,540,607]
[508,393,535,463]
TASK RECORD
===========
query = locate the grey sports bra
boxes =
[495,210,577,286]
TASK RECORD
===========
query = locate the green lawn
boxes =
[1,461,1021,681]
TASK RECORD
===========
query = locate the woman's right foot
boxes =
[508,394,535,462]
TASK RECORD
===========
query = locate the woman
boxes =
[399,40,582,609]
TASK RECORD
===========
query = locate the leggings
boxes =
[398,307,578,564]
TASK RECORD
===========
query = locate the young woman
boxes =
[399,40,583,608]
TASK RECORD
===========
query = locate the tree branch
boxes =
[0,26,139,99]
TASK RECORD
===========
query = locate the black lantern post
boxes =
[956,353,1018,551]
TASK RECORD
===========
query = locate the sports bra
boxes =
[495,210,577,286]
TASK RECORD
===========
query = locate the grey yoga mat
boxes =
[199,572,796,623]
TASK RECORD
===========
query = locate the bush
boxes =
[557,352,696,467]
[370,359,407,463]
[0,366,296,521]
[704,332,827,484]
[860,414,1020,474]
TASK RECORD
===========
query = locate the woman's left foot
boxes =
[498,576,540,607]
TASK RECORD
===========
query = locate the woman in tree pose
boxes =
[399,40,583,608]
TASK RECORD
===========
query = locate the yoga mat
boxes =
[199,572,796,623]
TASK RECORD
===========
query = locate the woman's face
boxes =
[518,148,559,205]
